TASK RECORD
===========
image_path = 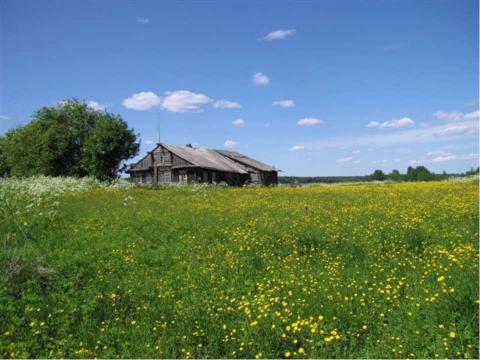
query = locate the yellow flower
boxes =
[362,325,367,330]
[437,276,445,282]
[285,351,291,358]
[250,320,258,327]
[131,320,136,325]
[298,347,305,354]
[449,331,456,339]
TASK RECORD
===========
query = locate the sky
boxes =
[0,0,478,176]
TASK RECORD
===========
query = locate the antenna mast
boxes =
[156,108,161,144]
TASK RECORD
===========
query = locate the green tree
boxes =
[0,100,139,179]
[406,166,434,181]
[370,169,385,181]
[388,169,403,182]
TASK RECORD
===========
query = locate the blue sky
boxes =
[0,0,478,176]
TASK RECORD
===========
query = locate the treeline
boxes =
[279,166,479,184]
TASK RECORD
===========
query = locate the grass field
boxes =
[0,177,478,358]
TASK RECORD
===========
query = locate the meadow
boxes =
[0,177,478,358]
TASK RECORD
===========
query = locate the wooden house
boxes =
[127,143,278,186]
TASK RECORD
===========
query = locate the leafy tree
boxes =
[465,167,479,176]
[406,166,434,181]
[370,169,385,181]
[388,169,403,182]
[0,100,139,179]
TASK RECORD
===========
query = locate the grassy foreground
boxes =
[0,178,478,358]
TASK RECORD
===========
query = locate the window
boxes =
[251,172,259,182]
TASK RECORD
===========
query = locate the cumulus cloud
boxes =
[122,91,162,111]
[213,100,242,109]
[272,99,295,108]
[260,29,296,41]
[433,124,470,138]
[253,72,270,86]
[410,152,479,165]
[367,117,414,129]
[144,139,155,145]
[427,151,451,157]
[87,100,106,112]
[224,140,238,148]
[213,100,241,109]
[290,145,305,151]
[123,90,212,112]
[337,157,360,164]
[298,117,323,126]
[161,90,212,112]
[434,110,479,121]
[0,115,10,121]
[464,110,479,120]
[433,110,464,121]
[232,118,245,127]
[136,17,150,24]
[301,120,478,150]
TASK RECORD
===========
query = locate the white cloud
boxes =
[0,115,10,121]
[434,110,479,122]
[260,29,296,41]
[433,124,470,138]
[87,100,106,112]
[337,157,360,164]
[434,110,464,121]
[161,90,212,112]
[253,72,270,86]
[232,118,245,127]
[367,117,414,128]
[352,150,361,154]
[298,117,324,126]
[224,140,238,148]
[302,120,478,150]
[144,140,155,144]
[427,151,451,157]
[410,152,479,165]
[122,91,162,111]
[464,110,479,120]
[290,145,305,151]
[213,100,241,109]
[272,99,295,108]
[136,17,150,24]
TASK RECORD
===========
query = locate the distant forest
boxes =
[279,166,480,184]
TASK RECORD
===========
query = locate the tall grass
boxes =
[0,177,478,358]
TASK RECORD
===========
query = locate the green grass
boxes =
[0,179,478,358]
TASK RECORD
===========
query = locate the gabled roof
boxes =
[214,149,277,172]
[161,143,248,174]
